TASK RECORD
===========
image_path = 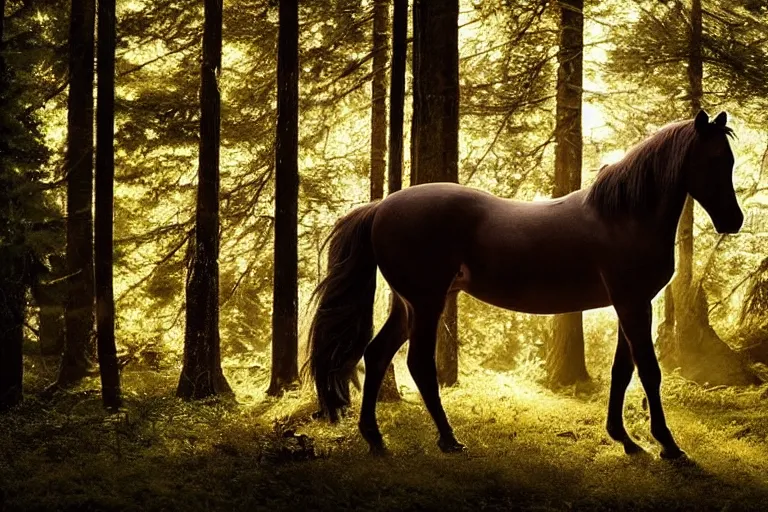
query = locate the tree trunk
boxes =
[267,0,300,396]
[656,0,757,386]
[412,0,460,386]
[548,314,587,385]
[177,0,232,399]
[409,0,419,187]
[388,0,406,196]
[547,0,588,386]
[58,0,96,388]
[0,1,24,411]
[369,0,401,403]
[670,0,701,332]
[661,0,702,352]
[370,0,388,201]
[0,268,25,411]
[382,0,409,400]
[95,0,121,409]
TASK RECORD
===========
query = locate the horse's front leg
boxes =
[606,327,644,455]
[614,301,685,459]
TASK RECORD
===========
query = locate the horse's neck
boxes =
[652,180,689,248]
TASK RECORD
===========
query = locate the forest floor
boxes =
[2,356,768,511]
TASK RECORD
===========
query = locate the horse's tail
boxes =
[305,202,379,422]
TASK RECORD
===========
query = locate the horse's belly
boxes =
[454,264,611,314]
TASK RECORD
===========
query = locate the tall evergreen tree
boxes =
[177,0,232,399]
[0,0,23,409]
[268,0,300,396]
[57,0,97,388]
[369,0,388,201]
[661,0,756,384]
[370,0,400,402]
[95,0,121,409]
[672,0,701,335]
[547,0,589,386]
[388,0,407,196]
[606,0,764,385]
[662,0,701,352]
[412,0,460,386]
[0,0,58,409]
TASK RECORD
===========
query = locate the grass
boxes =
[2,356,768,511]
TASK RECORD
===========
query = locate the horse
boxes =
[306,110,743,459]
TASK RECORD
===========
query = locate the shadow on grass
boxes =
[2,367,768,511]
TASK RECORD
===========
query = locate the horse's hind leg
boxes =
[606,327,644,455]
[615,301,684,459]
[407,300,465,453]
[359,293,409,455]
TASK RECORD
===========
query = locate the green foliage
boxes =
[460,0,556,196]
[0,1,63,292]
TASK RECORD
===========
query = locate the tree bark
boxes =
[388,0,407,196]
[177,0,232,399]
[0,0,24,411]
[267,0,300,396]
[95,0,121,409]
[669,0,701,334]
[547,0,588,386]
[369,0,401,403]
[58,0,96,387]
[656,0,757,386]
[0,266,25,411]
[409,0,419,187]
[660,0,702,348]
[412,0,460,386]
[370,0,388,201]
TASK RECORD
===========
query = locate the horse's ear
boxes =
[713,111,728,127]
[694,109,710,133]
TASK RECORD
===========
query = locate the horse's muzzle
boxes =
[716,210,744,234]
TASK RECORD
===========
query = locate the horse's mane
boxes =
[584,119,734,217]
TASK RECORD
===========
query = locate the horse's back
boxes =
[371,183,614,313]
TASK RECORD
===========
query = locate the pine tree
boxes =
[412,0,460,386]
[547,0,589,387]
[177,0,232,399]
[95,0,122,409]
[58,0,97,388]
[268,0,300,396]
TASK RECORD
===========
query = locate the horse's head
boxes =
[685,110,744,234]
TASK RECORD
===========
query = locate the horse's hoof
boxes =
[623,439,646,456]
[359,422,387,454]
[660,446,687,460]
[438,437,467,453]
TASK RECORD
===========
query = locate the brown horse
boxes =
[306,110,743,459]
